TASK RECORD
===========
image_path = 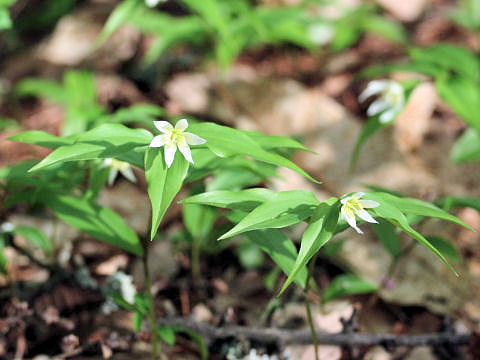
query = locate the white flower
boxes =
[340,192,379,234]
[100,158,137,186]
[308,23,334,46]
[0,222,14,233]
[149,118,206,168]
[145,0,166,8]
[359,80,405,124]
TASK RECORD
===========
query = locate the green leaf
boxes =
[181,188,275,212]
[189,122,319,183]
[97,0,144,46]
[15,78,66,104]
[14,226,53,255]
[373,219,401,258]
[219,190,320,240]
[133,311,144,331]
[145,147,189,240]
[438,195,480,212]
[410,44,480,80]
[379,193,473,231]
[183,203,217,240]
[0,236,7,274]
[245,229,308,289]
[350,116,389,171]
[171,327,208,360]
[156,326,175,346]
[29,124,152,171]
[237,241,264,269]
[362,15,406,43]
[363,192,459,275]
[8,131,76,149]
[425,236,460,264]
[0,7,12,29]
[103,104,164,128]
[45,195,143,256]
[241,130,311,152]
[280,198,340,294]
[323,274,378,303]
[436,76,480,133]
[451,128,480,163]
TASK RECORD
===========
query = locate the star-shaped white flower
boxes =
[340,192,379,234]
[149,118,206,168]
[100,158,137,186]
[359,80,405,124]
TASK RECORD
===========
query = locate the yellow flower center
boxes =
[169,128,184,144]
[343,198,363,218]
[110,159,130,171]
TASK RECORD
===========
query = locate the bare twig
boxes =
[156,317,471,348]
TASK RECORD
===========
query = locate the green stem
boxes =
[305,255,319,360]
[143,251,160,359]
[191,236,201,282]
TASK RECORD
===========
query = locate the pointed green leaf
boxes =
[189,122,319,183]
[180,188,275,212]
[373,219,401,258]
[246,229,307,289]
[280,198,340,294]
[8,131,76,149]
[97,0,144,46]
[376,192,473,231]
[438,195,480,212]
[45,195,143,256]
[145,147,189,240]
[451,128,480,163]
[241,130,311,152]
[323,274,378,303]
[219,190,319,240]
[29,124,152,171]
[425,236,460,264]
[14,226,53,255]
[350,116,389,171]
[364,192,458,275]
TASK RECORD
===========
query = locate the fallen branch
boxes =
[156,317,471,348]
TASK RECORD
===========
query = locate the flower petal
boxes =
[359,199,379,209]
[367,99,390,116]
[379,108,397,124]
[153,121,173,133]
[341,206,357,228]
[357,209,378,224]
[177,137,193,163]
[175,118,189,131]
[358,80,390,102]
[352,192,365,199]
[100,158,112,169]
[108,168,118,186]
[340,196,351,205]
[149,134,170,148]
[164,143,177,168]
[120,166,137,183]
[184,132,206,145]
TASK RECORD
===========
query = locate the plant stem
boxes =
[305,255,319,360]
[191,236,200,282]
[142,249,161,359]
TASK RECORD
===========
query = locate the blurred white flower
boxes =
[100,158,136,186]
[145,0,166,8]
[308,23,334,46]
[149,118,206,168]
[340,192,379,234]
[102,271,137,314]
[359,80,405,124]
[0,222,14,232]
